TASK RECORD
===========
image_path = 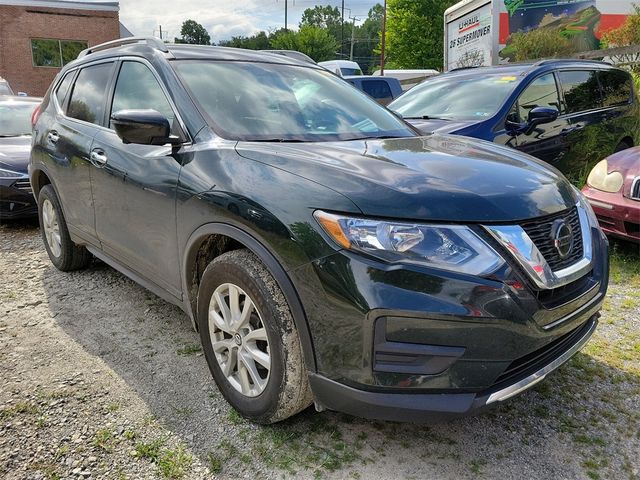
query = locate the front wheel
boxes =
[197,249,312,424]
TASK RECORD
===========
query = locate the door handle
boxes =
[560,124,584,136]
[90,149,108,167]
[47,131,59,144]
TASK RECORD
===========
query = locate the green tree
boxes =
[300,5,342,30]
[218,31,270,50]
[175,19,211,45]
[270,25,338,62]
[384,0,453,70]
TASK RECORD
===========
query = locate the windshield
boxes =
[174,61,413,142]
[390,73,522,121]
[0,101,36,136]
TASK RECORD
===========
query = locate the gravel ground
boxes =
[1,220,639,480]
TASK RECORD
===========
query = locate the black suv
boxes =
[389,60,639,182]
[30,38,609,424]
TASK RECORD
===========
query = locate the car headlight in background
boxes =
[0,168,28,182]
[314,210,505,275]
[587,159,624,193]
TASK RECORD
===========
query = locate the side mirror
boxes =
[527,106,558,128]
[111,109,181,146]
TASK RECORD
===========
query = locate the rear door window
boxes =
[558,70,602,114]
[362,80,393,100]
[67,62,114,125]
[598,70,632,107]
[110,61,175,128]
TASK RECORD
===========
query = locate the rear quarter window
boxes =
[362,80,393,100]
[598,70,632,107]
[55,71,75,108]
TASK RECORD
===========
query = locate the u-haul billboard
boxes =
[445,0,635,71]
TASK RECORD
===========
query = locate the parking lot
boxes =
[1,219,638,480]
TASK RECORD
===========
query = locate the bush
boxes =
[601,5,640,48]
[508,29,575,62]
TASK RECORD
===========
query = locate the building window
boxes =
[31,39,88,68]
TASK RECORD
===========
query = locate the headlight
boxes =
[587,159,624,193]
[314,210,505,276]
[0,168,27,180]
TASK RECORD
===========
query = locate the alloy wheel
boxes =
[42,198,61,258]
[208,283,271,397]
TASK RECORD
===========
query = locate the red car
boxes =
[582,147,640,243]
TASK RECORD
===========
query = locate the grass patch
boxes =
[135,439,165,461]
[207,452,223,474]
[176,344,202,356]
[93,429,116,452]
[228,408,243,425]
[157,446,192,479]
[0,401,39,420]
[135,439,192,479]
[609,241,640,285]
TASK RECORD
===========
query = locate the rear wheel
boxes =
[38,185,91,271]
[197,249,312,424]
[614,141,632,153]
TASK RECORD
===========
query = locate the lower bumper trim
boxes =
[486,316,597,404]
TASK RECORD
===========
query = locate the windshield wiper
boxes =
[403,115,451,121]
[250,138,306,143]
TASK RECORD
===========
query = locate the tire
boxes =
[38,184,92,271]
[614,141,632,153]
[197,249,312,424]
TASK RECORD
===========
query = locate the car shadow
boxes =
[35,250,639,479]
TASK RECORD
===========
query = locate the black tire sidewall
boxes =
[197,257,287,421]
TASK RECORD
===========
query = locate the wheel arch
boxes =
[181,223,317,372]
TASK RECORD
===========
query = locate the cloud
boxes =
[118,0,288,42]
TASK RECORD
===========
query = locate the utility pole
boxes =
[284,0,288,31]
[341,0,345,57]
[159,25,163,40]
[349,16,357,61]
[380,0,387,75]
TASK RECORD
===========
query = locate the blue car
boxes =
[389,60,640,181]
[345,75,403,106]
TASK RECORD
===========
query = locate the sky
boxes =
[112,0,380,43]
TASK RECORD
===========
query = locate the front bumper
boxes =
[0,181,37,219]
[291,225,608,421]
[583,185,640,243]
[310,315,597,422]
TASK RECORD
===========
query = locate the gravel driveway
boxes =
[1,220,638,480]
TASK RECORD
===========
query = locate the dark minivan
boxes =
[389,60,639,182]
[30,39,608,424]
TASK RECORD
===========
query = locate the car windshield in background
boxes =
[391,73,522,121]
[174,61,413,142]
[0,101,35,137]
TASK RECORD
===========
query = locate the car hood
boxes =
[0,135,31,173]
[403,118,476,135]
[235,134,577,223]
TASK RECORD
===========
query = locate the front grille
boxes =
[520,207,583,271]
[631,177,640,201]
[491,318,593,389]
[12,178,32,194]
[536,271,594,309]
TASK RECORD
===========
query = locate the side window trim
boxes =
[54,68,79,114]
[107,57,191,143]
[63,59,117,129]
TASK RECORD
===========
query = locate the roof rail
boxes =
[532,58,611,67]
[78,37,169,58]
